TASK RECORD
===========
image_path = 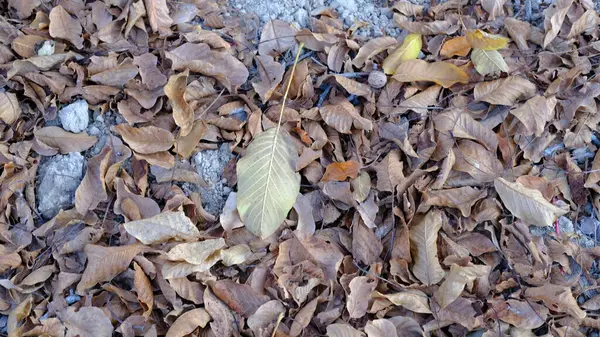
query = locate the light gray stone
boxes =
[193,144,234,215]
[59,100,89,133]
[37,153,85,219]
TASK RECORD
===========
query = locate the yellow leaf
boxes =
[471,48,508,75]
[321,160,361,182]
[393,59,469,88]
[466,29,510,50]
[382,33,422,74]
[440,36,471,57]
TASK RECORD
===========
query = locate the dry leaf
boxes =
[410,210,445,285]
[511,95,557,137]
[114,124,174,154]
[524,284,586,320]
[259,20,295,56]
[466,29,510,50]
[440,36,471,57]
[568,10,599,39]
[453,140,503,182]
[481,0,507,20]
[124,211,200,244]
[253,55,284,103]
[167,239,227,269]
[0,91,21,124]
[352,37,397,67]
[211,279,270,316]
[327,324,365,337]
[322,160,361,182]
[34,126,97,154]
[165,70,194,136]
[375,149,404,192]
[390,85,441,116]
[49,6,83,49]
[471,48,508,75]
[423,187,487,217]
[393,59,469,88]
[77,244,146,293]
[494,178,567,227]
[165,308,210,337]
[133,262,154,317]
[373,290,432,313]
[434,263,490,308]
[543,0,573,47]
[347,276,377,318]
[144,0,172,36]
[474,76,536,105]
[62,307,113,337]
[320,99,373,133]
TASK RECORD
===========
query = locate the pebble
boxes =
[59,100,89,133]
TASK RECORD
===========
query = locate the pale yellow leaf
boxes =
[494,177,567,227]
[114,124,174,154]
[466,29,510,50]
[382,33,422,74]
[471,48,508,75]
[0,91,21,124]
[409,210,445,285]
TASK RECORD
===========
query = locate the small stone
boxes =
[37,153,85,219]
[95,114,104,123]
[59,100,89,133]
[368,70,387,89]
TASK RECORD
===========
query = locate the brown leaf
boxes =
[253,55,284,103]
[395,17,459,35]
[543,0,573,47]
[74,145,110,214]
[134,151,175,168]
[321,160,361,182]
[90,58,139,87]
[204,288,236,337]
[76,244,146,294]
[347,276,377,318]
[248,301,286,334]
[390,85,441,116]
[333,75,374,101]
[8,0,40,19]
[144,0,172,36]
[423,187,487,217]
[34,126,97,154]
[174,121,207,158]
[320,99,373,134]
[392,59,469,88]
[524,283,586,320]
[167,239,227,270]
[166,43,249,92]
[481,0,507,20]
[568,10,599,38]
[0,91,21,124]
[165,70,194,136]
[49,6,84,49]
[62,307,113,337]
[375,149,404,192]
[353,219,383,265]
[210,279,270,316]
[373,290,431,313]
[114,124,174,154]
[474,76,536,105]
[453,140,503,182]
[434,263,490,308]
[133,262,154,317]
[133,53,168,90]
[114,178,160,221]
[327,324,365,337]
[440,36,471,57]
[504,18,531,50]
[11,35,45,58]
[410,210,445,285]
[494,177,567,227]
[510,95,557,137]
[352,36,397,68]
[290,296,321,336]
[165,308,210,337]
[489,299,548,329]
[259,20,295,56]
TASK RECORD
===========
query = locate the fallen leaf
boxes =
[248,300,286,334]
[210,279,270,316]
[504,18,531,50]
[434,263,490,308]
[568,9,599,39]
[144,0,172,36]
[382,33,422,74]
[524,283,586,320]
[321,160,361,182]
[375,149,404,192]
[320,99,373,134]
[373,290,432,313]
[390,84,441,116]
[453,140,504,182]
[133,262,153,317]
[0,91,21,124]
[471,48,508,75]
[114,124,174,154]
[49,6,83,49]
[77,244,146,294]
[11,35,45,58]
[165,70,194,136]
[489,299,548,329]
[474,76,536,105]
[352,36,397,67]
[327,323,365,337]
[494,177,567,227]
[166,43,249,92]
[347,277,377,319]
[423,187,487,217]
[165,308,210,337]
[543,0,573,47]
[410,210,445,285]
[481,0,507,20]
[133,53,168,90]
[124,211,200,244]
[440,36,472,57]
[167,239,227,270]
[432,109,498,151]
[253,55,284,103]
[62,307,113,337]
[393,59,469,88]
[466,29,510,50]
[259,20,295,56]
[510,95,557,137]
[34,126,97,154]
[237,128,300,238]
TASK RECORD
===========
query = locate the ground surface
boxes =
[2,0,600,336]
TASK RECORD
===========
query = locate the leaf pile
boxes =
[2,0,600,336]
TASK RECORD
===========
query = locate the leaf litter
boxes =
[3,0,600,336]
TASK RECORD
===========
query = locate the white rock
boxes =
[36,153,85,219]
[59,100,89,133]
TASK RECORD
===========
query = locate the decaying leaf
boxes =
[49,6,83,49]
[440,36,471,57]
[466,29,510,50]
[474,76,536,105]
[34,126,97,154]
[0,91,21,124]
[114,124,174,154]
[124,211,201,244]
[165,70,194,136]
[434,263,490,308]
[494,178,567,227]
[322,160,361,182]
[165,308,211,337]
[471,48,508,75]
[237,128,301,238]
[259,20,295,56]
[62,307,114,337]
[524,284,586,320]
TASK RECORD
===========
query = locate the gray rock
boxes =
[59,100,89,133]
[37,153,85,219]
[193,144,234,215]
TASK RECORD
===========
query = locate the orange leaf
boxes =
[321,160,361,182]
[440,36,471,57]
